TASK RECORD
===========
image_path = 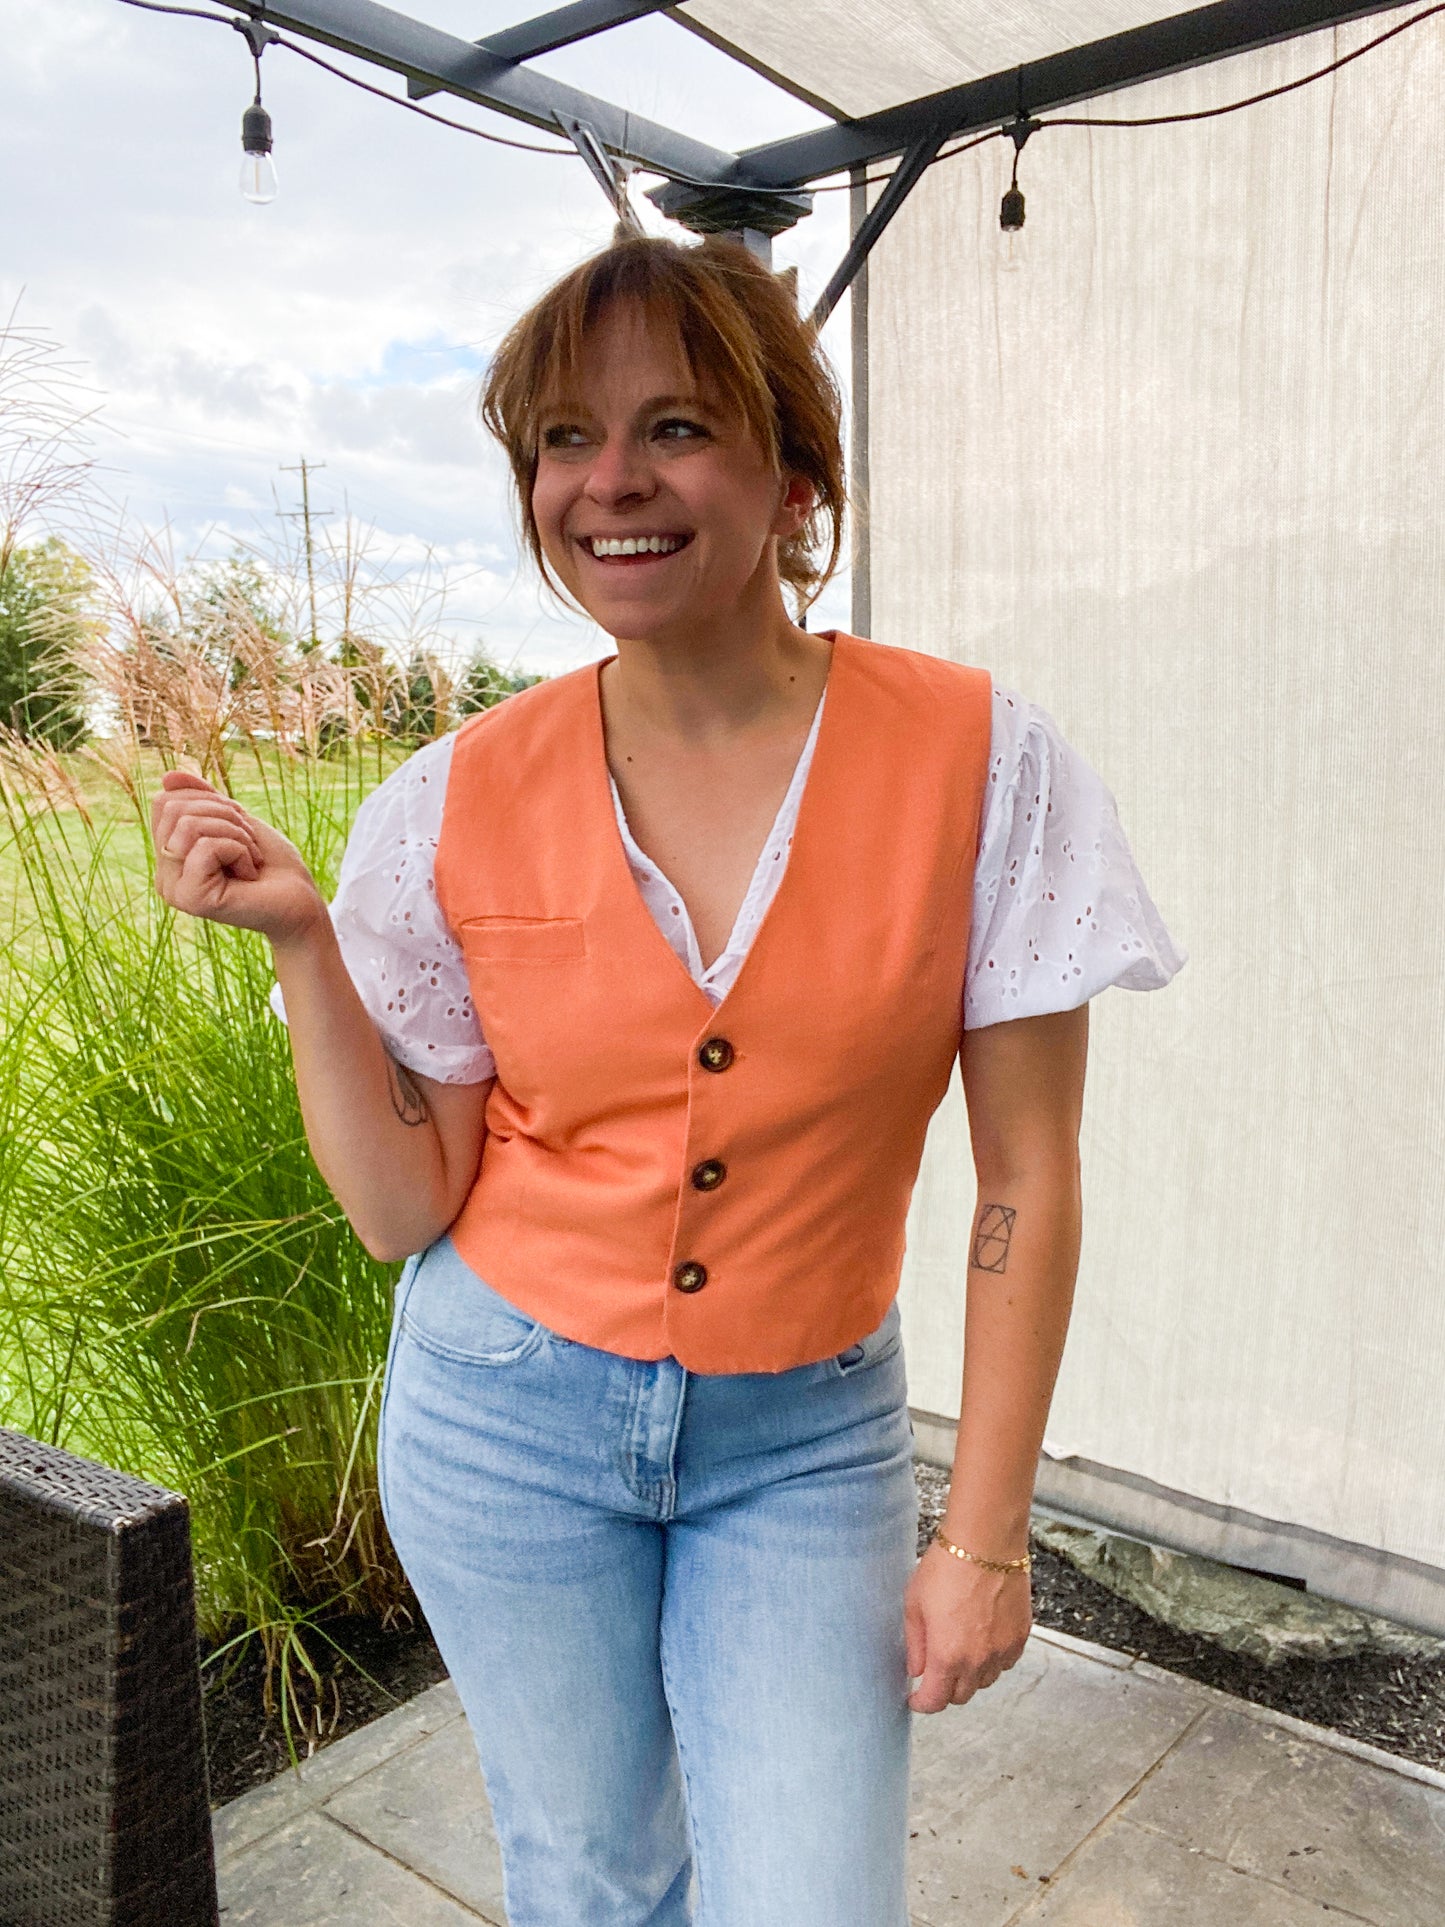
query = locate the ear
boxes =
[773,471,816,541]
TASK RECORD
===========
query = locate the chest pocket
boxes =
[457,916,586,963]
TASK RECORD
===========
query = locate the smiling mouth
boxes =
[578,532,693,562]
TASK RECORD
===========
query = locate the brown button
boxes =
[698,1036,734,1073]
[691,1158,727,1192]
[673,1260,708,1293]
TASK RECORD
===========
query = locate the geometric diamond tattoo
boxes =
[970,1202,1016,1273]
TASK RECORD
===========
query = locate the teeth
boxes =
[588,534,684,557]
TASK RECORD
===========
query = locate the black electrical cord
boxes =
[816,1,1445,197]
[1048,1,1445,129]
[271,35,575,154]
[111,0,576,154]
[110,0,1445,196]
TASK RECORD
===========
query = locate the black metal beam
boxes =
[484,0,675,63]
[206,0,1421,257]
[409,1,675,101]
[212,0,738,185]
[809,123,947,330]
[735,0,1411,188]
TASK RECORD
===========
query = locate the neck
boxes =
[602,577,831,745]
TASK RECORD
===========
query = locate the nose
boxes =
[583,431,656,510]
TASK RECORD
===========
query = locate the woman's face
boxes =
[530,300,812,644]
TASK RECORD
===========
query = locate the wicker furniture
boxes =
[0,1427,219,1925]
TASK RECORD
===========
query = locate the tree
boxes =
[392,650,444,742]
[458,643,543,715]
[0,537,94,747]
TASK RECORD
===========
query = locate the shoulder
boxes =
[984,680,1100,799]
[840,632,992,709]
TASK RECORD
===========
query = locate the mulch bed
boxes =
[917,1464,1445,1775]
[202,1464,1445,1807]
[202,1611,448,1807]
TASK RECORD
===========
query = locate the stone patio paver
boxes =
[1016,1817,1357,1925]
[216,1809,484,1925]
[323,1715,509,1922]
[213,1624,1445,1926]
[906,1637,1199,1925]
[1123,1700,1445,1927]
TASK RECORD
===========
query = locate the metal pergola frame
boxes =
[205,0,1412,322]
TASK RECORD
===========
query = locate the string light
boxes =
[235,17,279,204]
[110,0,1445,239]
[998,96,1039,272]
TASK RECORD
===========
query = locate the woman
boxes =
[151,234,1185,1926]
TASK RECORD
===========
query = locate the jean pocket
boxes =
[829,1298,903,1378]
[824,1302,905,1379]
[399,1241,549,1366]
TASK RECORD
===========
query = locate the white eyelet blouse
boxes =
[269,678,1187,1082]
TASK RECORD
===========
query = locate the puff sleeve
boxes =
[964,683,1188,1028]
[268,732,497,1083]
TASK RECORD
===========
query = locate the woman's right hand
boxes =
[150,769,328,946]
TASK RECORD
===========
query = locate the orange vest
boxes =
[433,630,992,1374]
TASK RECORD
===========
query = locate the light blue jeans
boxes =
[377,1233,918,1927]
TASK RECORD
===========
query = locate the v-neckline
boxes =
[607,677,827,983]
[589,633,845,1019]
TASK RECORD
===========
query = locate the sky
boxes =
[1,0,854,679]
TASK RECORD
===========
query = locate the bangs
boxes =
[516,261,778,465]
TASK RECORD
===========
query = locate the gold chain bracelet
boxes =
[931,1523,1032,1574]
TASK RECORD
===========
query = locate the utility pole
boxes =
[279,457,331,650]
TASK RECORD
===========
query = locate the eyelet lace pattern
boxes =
[269,681,1186,1081]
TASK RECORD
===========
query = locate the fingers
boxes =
[158,829,260,891]
[154,794,263,876]
[907,1641,1028,1714]
[908,1661,994,1714]
[908,1663,961,1715]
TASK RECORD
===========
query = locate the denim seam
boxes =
[658,1605,707,1927]
[658,1364,689,1521]
[376,1251,422,1520]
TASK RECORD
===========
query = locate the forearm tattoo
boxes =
[386,1055,430,1128]
[971,1202,1016,1273]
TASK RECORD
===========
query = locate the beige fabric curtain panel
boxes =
[687,4,1445,1631]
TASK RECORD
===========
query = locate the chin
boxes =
[576,596,690,643]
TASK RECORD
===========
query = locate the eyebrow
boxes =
[538,391,715,421]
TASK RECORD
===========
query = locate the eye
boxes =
[654,416,709,442]
[541,423,590,449]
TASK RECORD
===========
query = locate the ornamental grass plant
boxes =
[0,511,532,1750]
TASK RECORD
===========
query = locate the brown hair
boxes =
[480,233,846,615]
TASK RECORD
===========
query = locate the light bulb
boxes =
[999,183,1026,273]
[240,150,278,204]
[240,101,277,204]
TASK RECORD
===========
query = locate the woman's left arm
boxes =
[905,1002,1089,1714]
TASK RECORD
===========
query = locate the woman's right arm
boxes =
[152,768,489,1262]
